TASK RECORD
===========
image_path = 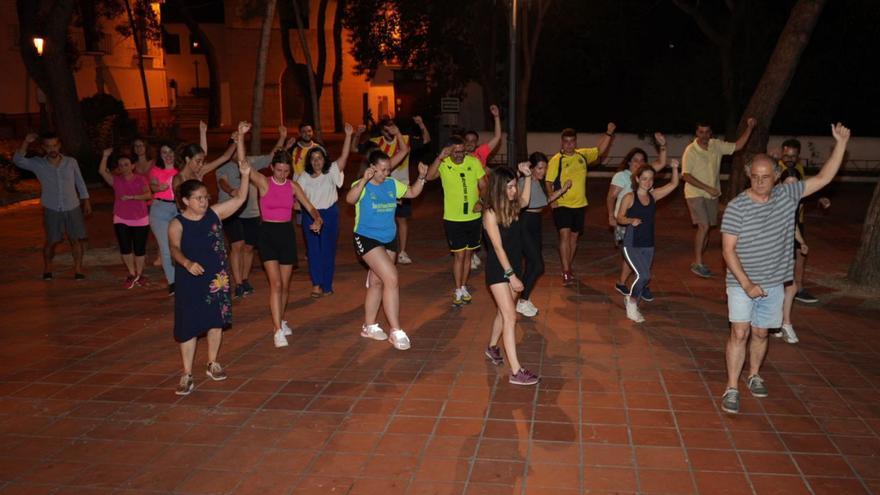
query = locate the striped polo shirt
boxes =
[721,181,805,288]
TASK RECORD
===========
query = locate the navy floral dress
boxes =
[173,209,232,342]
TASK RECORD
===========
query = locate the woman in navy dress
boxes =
[168,127,252,396]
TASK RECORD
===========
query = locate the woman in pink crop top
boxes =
[148,143,181,295]
[240,122,324,348]
[99,148,152,288]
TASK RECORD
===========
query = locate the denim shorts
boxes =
[726,284,784,329]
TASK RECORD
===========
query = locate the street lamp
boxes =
[33,37,44,56]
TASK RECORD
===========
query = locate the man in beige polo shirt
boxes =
[682,118,756,278]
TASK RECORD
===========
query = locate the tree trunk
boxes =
[719,46,739,139]
[315,0,329,100]
[848,180,880,288]
[250,0,279,155]
[331,0,345,132]
[124,0,153,133]
[16,0,93,163]
[173,0,221,128]
[726,0,827,200]
[292,0,322,140]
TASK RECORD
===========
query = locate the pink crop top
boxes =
[260,178,294,222]
[149,166,178,201]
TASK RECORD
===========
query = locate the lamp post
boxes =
[33,37,48,130]
[507,0,518,168]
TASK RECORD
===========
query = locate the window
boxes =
[163,31,180,54]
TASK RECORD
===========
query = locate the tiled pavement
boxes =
[0,180,878,494]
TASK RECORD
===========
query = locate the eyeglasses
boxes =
[191,195,210,201]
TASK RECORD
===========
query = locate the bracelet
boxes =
[605,132,614,137]
[659,146,667,150]
[523,173,531,178]
[418,176,427,181]
[503,268,514,279]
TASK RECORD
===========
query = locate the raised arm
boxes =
[13,133,39,171]
[426,146,451,181]
[483,210,524,292]
[597,122,616,156]
[651,159,680,201]
[405,163,429,199]
[803,123,850,198]
[212,159,251,220]
[346,169,374,205]
[201,139,236,176]
[651,132,668,171]
[517,162,532,208]
[486,105,502,152]
[734,117,757,152]
[414,116,430,146]
[199,120,208,157]
[97,148,114,186]
[270,126,288,154]
[336,123,354,172]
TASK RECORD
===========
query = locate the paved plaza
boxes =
[0,180,878,494]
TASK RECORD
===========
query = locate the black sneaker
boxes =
[484,345,503,366]
[168,283,175,296]
[641,286,655,302]
[614,283,629,296]
[42,272,53,281]
[241,280,255,296]
[794,289,818,304]
[74,273,86,281]
[234,285,245,299]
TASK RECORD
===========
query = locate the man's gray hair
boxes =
[744,154,780,175]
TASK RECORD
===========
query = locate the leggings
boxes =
[520,211,545,300]
[149,200,178,284]
[622,246,654,300]
[114,224,149,256]
[302,203,340,292]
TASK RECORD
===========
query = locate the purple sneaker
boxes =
[484,345,503,366]
[509,368,540,386]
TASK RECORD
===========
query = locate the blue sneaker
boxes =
[690,263,712,278]
[641,287,655,302]
[615,283,630,296]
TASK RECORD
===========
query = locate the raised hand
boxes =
[654,132,666,146]
[438,146,452,160]
[284,136,297,149]
[278,125,288,138]
[489,104,500,117]
[831,122,851,142]
[344,123,354,135]
[238,158,252,176]
[238,121,252,135]
[413,116,424,127]
[199,121,208,134]
[746,117,757,128]
[24,133,38,144]
[606,122,617,135]
[669,158,680,169]
[102,147,113,158]
[417,162,428,177]
[356,124,366,135]
[517,161,531,176]
[231,131,240,144]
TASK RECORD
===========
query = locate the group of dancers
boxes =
[13,111,852,413]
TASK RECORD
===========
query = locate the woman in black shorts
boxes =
[483,164,540,386]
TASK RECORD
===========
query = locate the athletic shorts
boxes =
[727,284,784,329]
[258,221,297,265]
[552,207,586,234]
[223,214,244,244]
[43,207,88,244]
[353,232,398,256]
[444,219,482,252]
[395,198,413,218]
[686,197,719,226]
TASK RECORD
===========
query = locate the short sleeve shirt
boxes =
[149,166,178,201]
[353,178,408,243]
[370,135,412,182]
[721,181,805,288]
[290,142,318,176]
[472,143,491,167]
[611,170,632,216]
[682,139,736,199]
[544,147,600,208]
[296,162,343,210]
[215,155,272,218]
[438,155,486,222]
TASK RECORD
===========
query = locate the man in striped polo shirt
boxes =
[719,123,850,415]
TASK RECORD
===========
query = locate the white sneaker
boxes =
[389,329,411,350]
[780,323,799,344]
[273,329,289,348]
[459,286,472,304]
[360,323,388,341]
[281,320,292,336]
[397,251,412,265]
[516,299,538,317]
[471,255,481,270]
[625,296,645,323]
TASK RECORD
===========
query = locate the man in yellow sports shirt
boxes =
[546,123,616,286]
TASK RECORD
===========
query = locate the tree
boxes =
[170,0,221,127]
[291,0,322,140]
[16,0,93,161]
[849,182,880,288]
[249,0,279,154]
[331,0,346,131]
[121,0,157,133]
[510,0,552,160]
[727,0,827,198]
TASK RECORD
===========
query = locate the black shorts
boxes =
[353,232,398,256]
[240,216,261,246]
[444,219,482,252]
[258,221,297,265]
[395,198,412,218]
[552,206,586,234]
[113,224,149,256]
[223,215,244,243]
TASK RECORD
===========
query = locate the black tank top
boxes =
[623,192,656,248]
[486,218,523,275]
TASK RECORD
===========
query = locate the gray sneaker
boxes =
[690,263,712,278]
[175,374,194,396]
[747,375,768,398]
[721,388,740,414]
